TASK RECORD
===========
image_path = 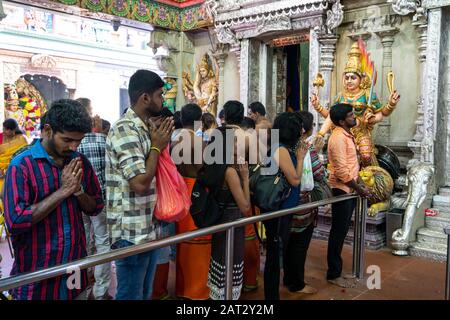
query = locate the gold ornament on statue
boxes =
[313,73,324,96]
[387,71,395,94]
[359,166,394,216]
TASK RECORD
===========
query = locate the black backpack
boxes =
[190,164,229,228]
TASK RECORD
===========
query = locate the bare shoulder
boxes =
[256,119,272,130]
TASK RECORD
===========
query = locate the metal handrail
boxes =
[0,193,364,299]
[445,226,450,300]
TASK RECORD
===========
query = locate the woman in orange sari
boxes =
[173,105,211,300]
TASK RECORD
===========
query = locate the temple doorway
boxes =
[3,74,69,139]
[284,42,310,112]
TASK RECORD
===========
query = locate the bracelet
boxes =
[315,104,324,113]
[317,132,325,138]
[385,103,395,112]
[150,146,161,154]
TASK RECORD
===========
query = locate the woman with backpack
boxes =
[263,112,309,300]
[206,124,251,300]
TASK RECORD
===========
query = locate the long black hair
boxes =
[3,118,23,135]
[272,112,303,149]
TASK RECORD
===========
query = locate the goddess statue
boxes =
[312,40,401,167]
[4,78,44,138]
[182,53,219,116]
[4,84,25,129]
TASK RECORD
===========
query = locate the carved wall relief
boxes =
[248,40,260,104]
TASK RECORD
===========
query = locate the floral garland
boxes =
[19,97,41,137]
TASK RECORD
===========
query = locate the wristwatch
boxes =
[74,186,85,197]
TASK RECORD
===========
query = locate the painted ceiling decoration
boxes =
[51,0,210,31]
[271,34,310,47]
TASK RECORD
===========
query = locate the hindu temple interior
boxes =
[0,0,449,302]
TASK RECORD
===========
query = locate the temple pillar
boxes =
[148,30,195,112]
[213,47,228,111]
[272,47,286,117]
[248,40,260,107]
[239,39,250,108]
[422,8,442,165]
[317,33,339,124]
[309,28,320,133]
[239,38,262,113]
[374,28,399,145]
[258,43,268,108]
[408,18,428,161]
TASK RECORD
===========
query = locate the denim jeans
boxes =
[156,222,176,265]
[114,239,160,300]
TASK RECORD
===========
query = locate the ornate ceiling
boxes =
[54,0,210,30]
[4,0,210,31]
[156,0,205,8]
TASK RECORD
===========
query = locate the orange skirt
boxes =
[175,177,211,300]
[244,212,260,289]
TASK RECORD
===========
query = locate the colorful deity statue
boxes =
[163,77,177,113]
[312,40,401,167]
[4,79,43,138]
[182,53,219,116]
[4,84,25,129]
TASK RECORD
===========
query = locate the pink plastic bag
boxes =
[154,147,191,222]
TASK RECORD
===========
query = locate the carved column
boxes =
[271,48,286,119]
[408,17,428,160]
[240,39,250,108]
[309,29,320,133]
[374,28,399,145]
[248,40,260,106]
[213,48,228,111]
[231,44,241,72]
[421,8,442,164]
[258,43,268,107]
[318,34,339,110]
[269,48,279,121]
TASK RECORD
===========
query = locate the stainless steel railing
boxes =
[445,226,450,300]
[0,194,366,300]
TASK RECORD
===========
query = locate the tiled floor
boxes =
[239,240,447,300]
[1,235,447,300]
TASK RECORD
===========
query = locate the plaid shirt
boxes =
[105,108,158,248]
[77,133,106,200]
[3,140,104,300]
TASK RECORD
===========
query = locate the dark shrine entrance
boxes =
[285,41,310,112]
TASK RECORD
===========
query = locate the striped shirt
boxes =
[105,108,158,248]
[77,133,107,200]
[3,140,104,300]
